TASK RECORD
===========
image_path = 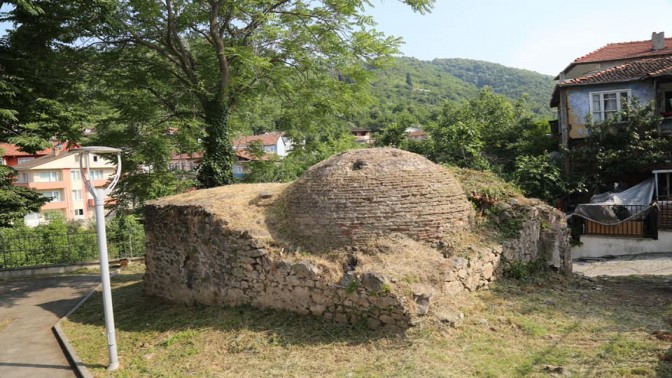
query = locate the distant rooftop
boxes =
[560,55,672,87]
[575,37,672,64]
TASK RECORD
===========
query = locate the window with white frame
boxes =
[37,171,60,182]
[90,170,105,180]
[41,190,61,202]
[71,170,80,181]
[17,157,34,164]
[74,209,84,216]
[72,189,83,201]
[590,90,630,122]
[21,173,29,183]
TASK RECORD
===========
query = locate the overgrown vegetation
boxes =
[62,266,672,377]
[0,164,48,227]
[568,99,670,194]
[0,213,144,269]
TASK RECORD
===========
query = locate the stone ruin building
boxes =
[144,148,570,330]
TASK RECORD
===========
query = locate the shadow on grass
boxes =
[488,273,672,376]
[67,276,396,348]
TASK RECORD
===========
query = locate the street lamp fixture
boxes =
[73,146,122,371]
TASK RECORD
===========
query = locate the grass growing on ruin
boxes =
[61,265,672,377]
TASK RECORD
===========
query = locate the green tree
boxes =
[0,164,48,227]
[97,0,433,188]
[0,0,106,151]
[513,154,563,202]
[568,99,668,193]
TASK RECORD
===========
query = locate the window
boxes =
[90,170,104,180]
[41,191,61,202]
[590,90,630,122]
[74,209,84,216]
[37,171,60,182]
[21,173,29,183]
[17,157,34,164]
[72,189,83,201]
[71,170,80,181]
[93,155,98,162]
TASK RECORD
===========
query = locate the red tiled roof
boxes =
[575,37,672,63]
[407,130,426,137]
[560,55,672,87]
[0,142,54,157]
[235,150,272,161]
[232,132,283,148]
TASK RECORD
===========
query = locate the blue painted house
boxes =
[551,32,672,149]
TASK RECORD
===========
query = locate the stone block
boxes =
[359,272,388,293]
[290,261,319,279]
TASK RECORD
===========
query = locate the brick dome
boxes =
[278,148,472,251]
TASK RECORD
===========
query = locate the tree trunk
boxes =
[197,100,235,188]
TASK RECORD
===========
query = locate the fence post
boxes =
[651,205,659,240]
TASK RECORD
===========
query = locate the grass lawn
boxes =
[61,264,672,377]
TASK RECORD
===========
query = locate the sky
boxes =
[2,1,671,76]
[366,0,672,75]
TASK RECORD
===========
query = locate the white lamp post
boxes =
[73,146,122,371]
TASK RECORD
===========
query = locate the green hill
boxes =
[431,58,555,116]
[368,57,555,126]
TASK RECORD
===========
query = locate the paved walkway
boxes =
[0,274,100,378]
[573,252,672,277]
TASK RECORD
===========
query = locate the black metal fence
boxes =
[0,231,145,270]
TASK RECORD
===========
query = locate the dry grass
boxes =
[149,183,288,241]
[62,265,672,377]
[0,318,13,332]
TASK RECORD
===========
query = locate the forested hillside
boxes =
[369,57,555,124]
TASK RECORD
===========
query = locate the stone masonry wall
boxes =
[144,198,570,329]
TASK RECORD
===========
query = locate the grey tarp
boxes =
[568,178,655,225]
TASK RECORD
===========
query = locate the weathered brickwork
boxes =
[143,148,571,329]
[278,148,473,251]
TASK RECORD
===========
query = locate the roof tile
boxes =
[575,37,672,63]
[560,55,672,86]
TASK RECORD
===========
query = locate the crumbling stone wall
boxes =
[144,198,570,329]
[278,148,473,251]
[143,148,570,329]
[144,205,413,329]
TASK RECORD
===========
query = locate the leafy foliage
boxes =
[0,164,48,227]
[568,99,668,194]
[513,154,564,203]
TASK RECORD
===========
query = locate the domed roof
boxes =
[278,148,472,251]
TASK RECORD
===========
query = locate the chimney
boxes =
[652,31,665,51]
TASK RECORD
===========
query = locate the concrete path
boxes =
[573,252,672,277]
[0,274,100,378]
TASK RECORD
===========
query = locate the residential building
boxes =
[550,32,672,149]
[13,150,117,226]
[169,152,202,172]
[232,132,292,157]
[1,142,56,167]
[405,127,427,141]
[350,127,373,144]
[232,132,291,179]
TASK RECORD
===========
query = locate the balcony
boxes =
[661,117,672,135]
